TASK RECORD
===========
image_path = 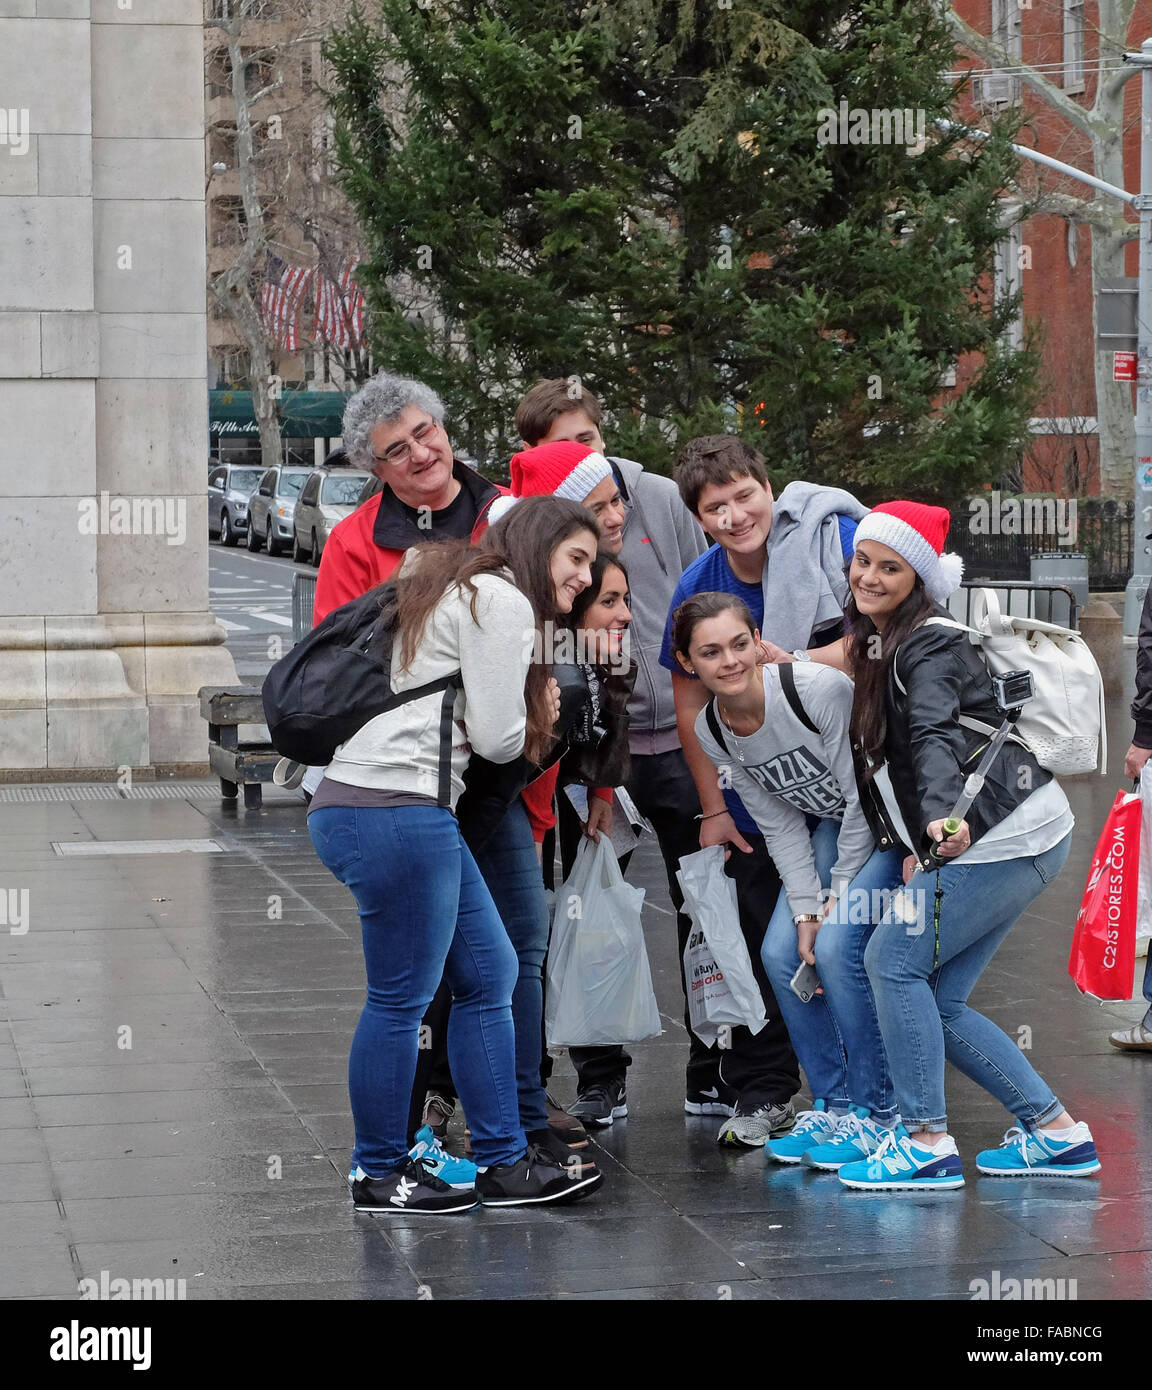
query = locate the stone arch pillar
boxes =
[0,0,237,776]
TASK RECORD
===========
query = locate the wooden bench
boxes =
[199,685,280,809]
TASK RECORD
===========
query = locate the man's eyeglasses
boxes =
[372,420,442,467]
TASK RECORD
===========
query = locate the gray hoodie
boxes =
[611,457,709,755]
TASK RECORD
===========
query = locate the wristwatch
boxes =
[792,649,810,662]
[794,913,820,925]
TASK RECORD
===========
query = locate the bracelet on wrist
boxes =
[695,809,728,822]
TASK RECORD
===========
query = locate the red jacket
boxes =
[522,766,612,843]
[313,462,506,624]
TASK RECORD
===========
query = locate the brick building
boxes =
[951,0,1149,499]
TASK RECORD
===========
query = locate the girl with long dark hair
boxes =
[837,501,1099,1191]
[671,592,902,1164]
[308,497,606,1213]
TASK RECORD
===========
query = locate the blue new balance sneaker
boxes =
[975,1123,1101,1177]
[802,1104,889,1171]
[838,1125,965,1191]
[765,1100,838,1164]
[349,1125,478,1191]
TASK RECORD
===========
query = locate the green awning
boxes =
[209,389,348,438]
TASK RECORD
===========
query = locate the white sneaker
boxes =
[1108,1022,1152,1051]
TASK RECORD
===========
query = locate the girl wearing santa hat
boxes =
[836,501,1100,1191]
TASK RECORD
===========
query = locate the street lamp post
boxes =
[1123,37,1152,634]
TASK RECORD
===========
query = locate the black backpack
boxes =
[261,582,460,802]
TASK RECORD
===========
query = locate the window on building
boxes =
[206,51,231,100]
[1064,0,1086,93]
[994,217,1025,351]
[211,196,247,247]
[977,0,1023,107]
[208,125,236,168]
[244,54,276,98]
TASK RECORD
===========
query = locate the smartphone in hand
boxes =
[789,960,822,1004]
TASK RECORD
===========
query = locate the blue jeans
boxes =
[309,805,525,1174]
[864,834,1072,1133]
[470,799,551,1134]
[761,819,902,1125]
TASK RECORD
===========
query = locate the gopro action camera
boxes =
[990,668,1034,713]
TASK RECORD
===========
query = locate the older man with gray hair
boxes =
[308,369,594,1176]
[313,370,505,623]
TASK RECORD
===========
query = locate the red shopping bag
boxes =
[1067,791,1140,1000]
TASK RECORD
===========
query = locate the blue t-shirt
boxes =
[660,515,858,835]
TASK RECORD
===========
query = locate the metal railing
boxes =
[292,569,316,643]
[947,581,1079,631]
[948,499,1134,590]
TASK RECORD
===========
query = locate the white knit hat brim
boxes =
[486,495,519,526]
[854,512,963,601]
[554,452,612,503]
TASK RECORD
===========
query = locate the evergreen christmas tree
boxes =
[325,0,1039,501]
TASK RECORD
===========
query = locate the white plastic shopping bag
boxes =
[1136,764,1152,959]
[677,845,767,1045]
[545,836,662,1047]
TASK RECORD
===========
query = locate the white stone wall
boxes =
[0,0,236,773]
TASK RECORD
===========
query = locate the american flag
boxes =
[314,259,365,350]
[260,255,314,353]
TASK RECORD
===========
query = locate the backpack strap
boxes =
[704,697,729,755]
[892,617,972,697]
[435,679,459,807]
[779,662,820,736]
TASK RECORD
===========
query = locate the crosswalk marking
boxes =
[246,609,293,627]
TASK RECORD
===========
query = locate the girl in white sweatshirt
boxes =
[309,498,605,1214]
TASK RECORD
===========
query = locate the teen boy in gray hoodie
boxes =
[513,379,720,1123]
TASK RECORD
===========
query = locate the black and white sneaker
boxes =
[567,1080,627,1127]
[352,1156,478,1215]
[684,1083,736,1117]
[476,1144,605,1207]
[525,1127,588,1167]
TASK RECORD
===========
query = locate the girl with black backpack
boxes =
[308,498,607,1213]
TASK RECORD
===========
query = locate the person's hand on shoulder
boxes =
[755,640,793,666]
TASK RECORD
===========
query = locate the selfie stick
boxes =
[931,707,1026,861]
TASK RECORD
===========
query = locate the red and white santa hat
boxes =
[853,500,964,602]
[488,440,613,526]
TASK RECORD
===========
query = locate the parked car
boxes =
[356,472,384,507]
[292,466,372,566]
[208,463,265,547]
[245,466,313,555]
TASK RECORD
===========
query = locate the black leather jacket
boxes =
[857,609,1052,871]
[1132,582,1152,747]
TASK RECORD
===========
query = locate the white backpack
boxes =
[896,587,1107,777]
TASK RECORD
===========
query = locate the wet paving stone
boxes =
[0,685,1148,1302]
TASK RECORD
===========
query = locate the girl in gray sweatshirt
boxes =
[672,592,903,1173]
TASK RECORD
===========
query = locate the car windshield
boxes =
[321,475,367,506]
[278,471,310,498]
[229,469,262,494]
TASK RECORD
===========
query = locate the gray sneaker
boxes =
[718,1098,795,1148]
